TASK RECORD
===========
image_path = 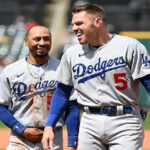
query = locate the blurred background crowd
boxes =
[0,0,150,98]
[0,0,150,66]
[0,0,150,60]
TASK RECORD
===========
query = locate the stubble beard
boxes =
[35,53,49,58]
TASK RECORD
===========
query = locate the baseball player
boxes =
[0,25,79,150]
[42,4,150,150]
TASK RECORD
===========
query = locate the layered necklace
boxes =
[27,58,49,80]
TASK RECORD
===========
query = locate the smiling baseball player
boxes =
[42,4,150,150]
[0,26,79,150]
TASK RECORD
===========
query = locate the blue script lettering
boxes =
[12,79,56,100]
[141,54,150,66]
[13,82,27,97]
[73,63,86,79]
[72,56,126,83]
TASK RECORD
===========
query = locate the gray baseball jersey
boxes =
[0,56,64,128]
[56,34,149,150]
[56,34,150,107]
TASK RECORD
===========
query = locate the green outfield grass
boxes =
[144,111,150,129]
[0,121,8,129]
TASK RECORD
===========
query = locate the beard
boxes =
[35,53,49,58]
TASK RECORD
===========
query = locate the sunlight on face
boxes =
[72,11,98,44]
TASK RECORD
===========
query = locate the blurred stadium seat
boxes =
[0,25,28,65]
[68,0,150,32]
[0,0,51,66]
[0,0,150,67]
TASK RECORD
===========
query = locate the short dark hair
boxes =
[25,25,51,38]
[72,4,106,23]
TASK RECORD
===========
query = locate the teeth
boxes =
[77,33,82,37]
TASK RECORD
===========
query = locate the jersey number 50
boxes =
[114,73,128,90]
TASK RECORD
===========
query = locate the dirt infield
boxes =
[0,129,150,150]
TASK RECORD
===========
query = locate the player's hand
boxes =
[42,126,55,150]
[22,128,43,143]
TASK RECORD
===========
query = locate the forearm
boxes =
[0,104,26,135]
[66,100,80,148]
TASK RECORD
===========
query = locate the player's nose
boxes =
[72,25,78,33]
[39,39,46,45]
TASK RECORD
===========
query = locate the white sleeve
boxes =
[0,70,12,105]
[128,42,150,80]
[56,51,73,86]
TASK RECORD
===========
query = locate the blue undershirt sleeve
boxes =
[45,83,73,127]
[0,104,26,135]
[65,100,80,148]
[140,75,150,95]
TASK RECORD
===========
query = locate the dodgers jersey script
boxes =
[0,56,64,127]
[56,34,150,107]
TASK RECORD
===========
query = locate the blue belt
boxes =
[85,106,133,115]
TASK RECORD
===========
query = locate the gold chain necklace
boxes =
[27,59,49,79]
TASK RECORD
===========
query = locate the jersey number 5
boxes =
[114,73,128,90]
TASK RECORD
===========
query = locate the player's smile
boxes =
[74,27,86,43]
[77,33,82,37]
[77,32,83,41]
[35,46,49,58]
[37,46,49,52]
[37,49,47,54]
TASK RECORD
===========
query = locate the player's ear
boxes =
[24,38,29,47]
[94,17,103,27]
